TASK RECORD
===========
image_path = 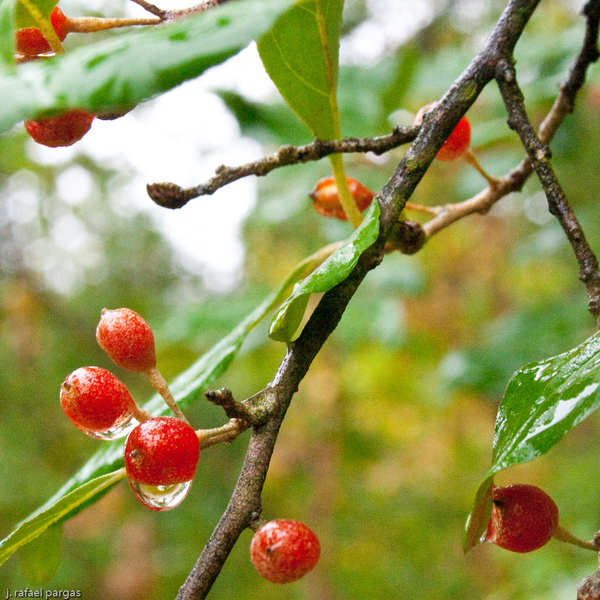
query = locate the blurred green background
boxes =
[3,0,600,598]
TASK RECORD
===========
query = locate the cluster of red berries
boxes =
[60,308,200,511]
[16,5,95,147]
[60,307,321,583]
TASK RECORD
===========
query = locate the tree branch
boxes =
[175,1,568,598]
[495,17,600,325]
[146,127,419,209]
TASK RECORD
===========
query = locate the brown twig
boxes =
[147,127,419,209]
[496,48,600,326]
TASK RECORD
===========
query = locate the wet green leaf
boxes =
[16,0,57,28]
[0,0,17,71]
[269,201,380,342]
[257,0,344,139]
[465,330,600,551]
[0,0,296,132]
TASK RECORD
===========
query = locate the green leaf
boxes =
[16,0,57,28]
[0,241,345,556]
[269,201,380,342]
[18,522,62,584]
[0,0,17,72]
[0,0,296,133]
[0,469,125,567]
[257,0,344,140]
[464,330,600,551]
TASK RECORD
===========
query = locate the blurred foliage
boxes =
[2,0,600,599]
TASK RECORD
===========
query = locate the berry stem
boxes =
[19,0,65,54]
[65,15,162,34]
[196,418,249,449]
[463,148,501,187]
[405,201,440,216]
[553,525,600,551]
[131,404,153,423]
[145,366,189,423]
[328,154,363,228]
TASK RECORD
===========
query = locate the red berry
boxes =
[309,176,374,220]
[485,484,559,553]
[96,308,156,373]
[15,6,69,56]
[414,102,471,162]
[60,366,137,439]
[124,417,200,486]
[250,519,321,584]
[25,109,95,148]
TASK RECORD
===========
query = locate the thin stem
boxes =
[132,404,153,423]
[328,153,363,227]
[145,366,189,423]
[65,16,162,33]
[196,419,249,449]
[553,525,600,551]
[405,201,440,216]
[463,148,501,187]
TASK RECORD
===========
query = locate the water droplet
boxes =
[129,479,192,511]
[83,415,137,440]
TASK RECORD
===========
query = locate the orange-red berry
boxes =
[124,416,200,486]
[25,109,95,147]
[309,176,374,220]
[60,366,137,438]
[250,519,321,584]
[414,102,471,162]
[15,6,68,56]
[485,484,559,553]
[96,308,157,373]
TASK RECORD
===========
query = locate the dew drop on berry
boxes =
[129,479,193,511]
[83,416,139,441]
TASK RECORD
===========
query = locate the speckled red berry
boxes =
[96,308,156,373]
[415,102,471,162]
[25,109,95,148]
[485,484,559,553]
[250,519,321,584]
[309,176,374,220]
[124,417,200,486]
[15,6,69,56]
[60,366,137,439]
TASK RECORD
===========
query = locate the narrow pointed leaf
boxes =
[269,201,380,342]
